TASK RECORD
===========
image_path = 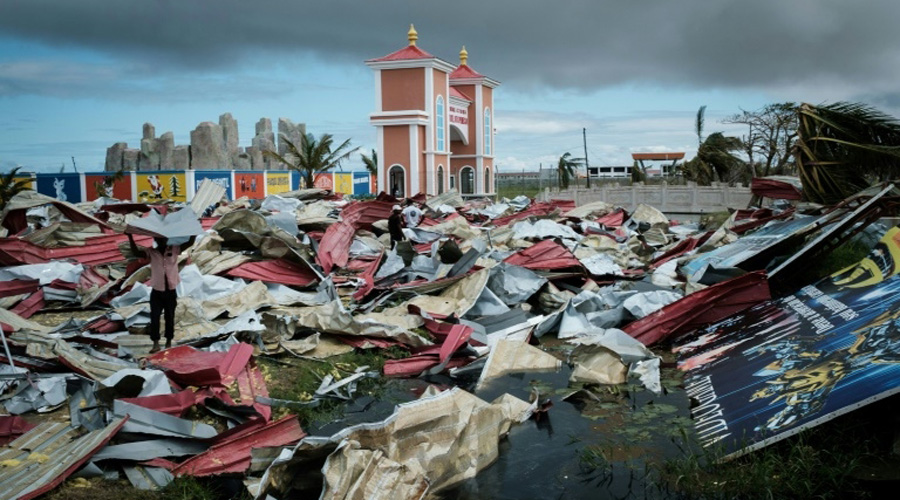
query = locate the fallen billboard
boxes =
[677,226,900,457]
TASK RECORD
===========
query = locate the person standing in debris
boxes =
[388,204,405,247]
[127,235,187,353]
[402,200,424,228]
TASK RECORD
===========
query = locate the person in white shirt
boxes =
[402,201,423,228]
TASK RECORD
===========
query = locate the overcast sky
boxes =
[2,0,899,173]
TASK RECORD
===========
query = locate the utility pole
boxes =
[583,128,591,189]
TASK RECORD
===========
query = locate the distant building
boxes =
[631,152,684,177]
[366,25,499,197]
[587,166,632,179]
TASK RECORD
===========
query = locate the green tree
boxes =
[0,167,34,211]
[795,102,900,205]
[264,133,359,189]
[556,152,583,190]
[361,149,378,176]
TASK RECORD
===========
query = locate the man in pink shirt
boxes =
[128,235,189,353]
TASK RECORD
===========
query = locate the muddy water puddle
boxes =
[441,362,694,500]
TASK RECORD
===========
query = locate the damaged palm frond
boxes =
[796,101,900,204]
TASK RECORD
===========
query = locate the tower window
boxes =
[436,96,445,152]
[484,107,491,156]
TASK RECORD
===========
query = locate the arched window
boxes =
[388,165,406,198]
[436,96,445,152]
[460,166,475,194]
[483,107,491,155]
[484,167,491,193]
[437,165,444,194]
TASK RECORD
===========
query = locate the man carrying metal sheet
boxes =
[128,235,191,353]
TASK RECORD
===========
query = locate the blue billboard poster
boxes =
[353,172,371,196]
[193,171,233,200]
[36,173,82,202]
[676,226,900,457]
[291,171,302,191]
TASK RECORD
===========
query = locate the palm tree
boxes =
[0,167,34,211]
[681,132,744,185]
[795,102,900,204]
[361,149,378,176]
[696,105,707,147]
[264,133,359,189]
[556,152,583,190]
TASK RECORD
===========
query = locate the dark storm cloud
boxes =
[2,0,899,95]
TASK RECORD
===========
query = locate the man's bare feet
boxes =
[149,341,161,354]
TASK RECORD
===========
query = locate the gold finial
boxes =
[408,24,418,46]
[459,46,468,65]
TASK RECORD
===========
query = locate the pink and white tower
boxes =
[366,25,499,197]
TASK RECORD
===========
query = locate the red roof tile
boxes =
[449,87,471,101]
[370,45,435,62]
[449,64,484,79]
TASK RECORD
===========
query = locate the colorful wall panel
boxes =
[135,171,187,202]
[314,173,334,191]
[84,172,131,201]
[13,175,34,191]
[266,172,291,195]
[193,171,233,200]
[334,173,353,195]
[35,173,82,203]
[353,172,371,196]
[233,171,265,199]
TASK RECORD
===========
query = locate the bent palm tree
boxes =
[361,149,378,176]
[682,132,744,185]
[557,152,583,189]
[0,167,34,211]
[796,102,900,204]
[264,133,359,189]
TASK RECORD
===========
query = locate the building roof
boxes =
[449,63,485,79]
[368,44,436,62]
[631,152,685,161]
[450,87,472,101]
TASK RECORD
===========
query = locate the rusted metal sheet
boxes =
[225,259,318,287]
[623,271,771,346]
[0,418,126,500]
[649,232,712,269]
[0,279,39,298]
[172,415,305,477]
[503,239,583,271]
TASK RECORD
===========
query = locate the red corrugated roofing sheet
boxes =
[10,290,44,319]
[172,415,305,477]
[503,239,583,271]
[751,178,802,200]
[491,200,576,227]
[0,416,36,446]
[0,279,39,298]
[146,343,253,387]
[631,152,685,161]
[118,389,199,417]
[225,259,318,287]
[0,233,152,266]
[623,271,771,346]
[317,200,394,273]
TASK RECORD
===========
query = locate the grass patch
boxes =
[258,346,409,428]
[658,416,879,499]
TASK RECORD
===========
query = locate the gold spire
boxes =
[459,46,468,66]
[408,24,418,46]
